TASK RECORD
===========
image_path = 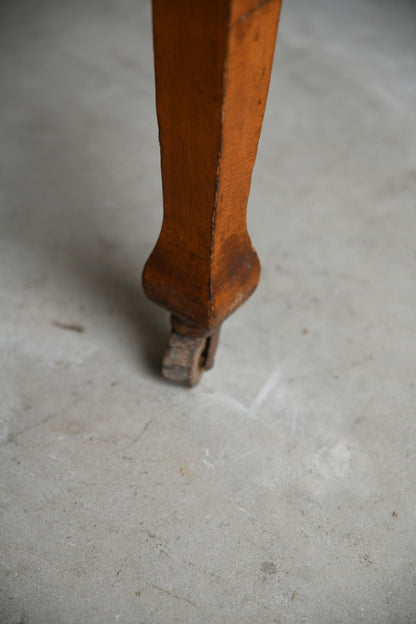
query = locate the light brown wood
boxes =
[143,0,282,384]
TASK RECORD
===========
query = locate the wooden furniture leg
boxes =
[143,0,282,386]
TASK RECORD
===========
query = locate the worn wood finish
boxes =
[143,0,282,384]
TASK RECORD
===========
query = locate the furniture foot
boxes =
[162,316,221,387]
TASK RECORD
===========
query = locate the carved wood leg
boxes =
[143,0,282,386]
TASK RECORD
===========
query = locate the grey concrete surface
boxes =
[1,0,416,622]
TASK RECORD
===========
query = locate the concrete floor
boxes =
[1,0,416,622]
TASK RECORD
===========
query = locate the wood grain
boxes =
[143,0,282,372]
